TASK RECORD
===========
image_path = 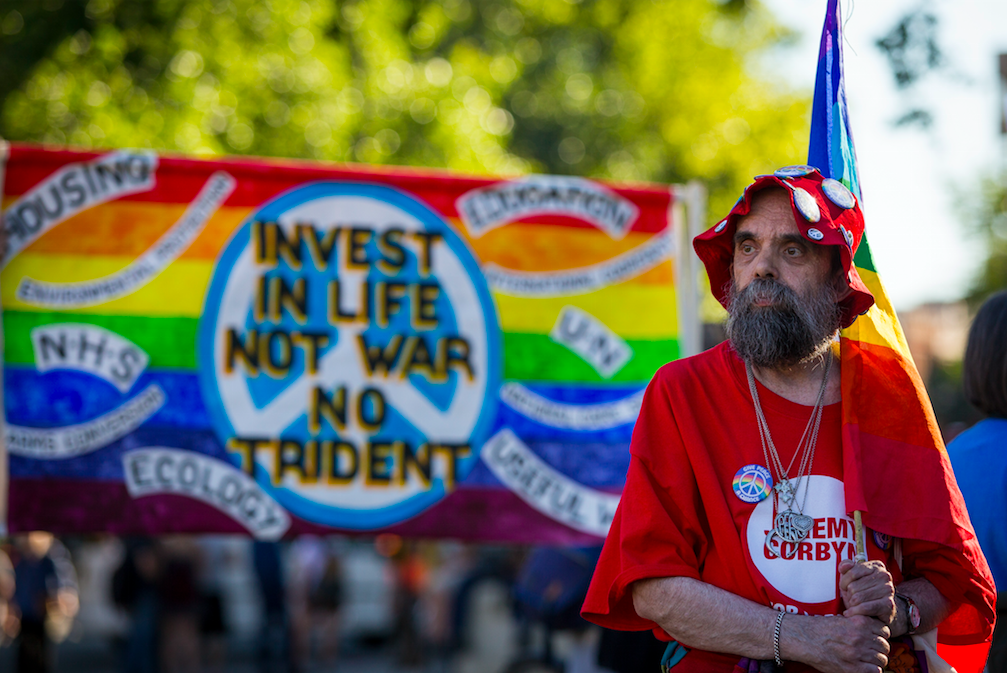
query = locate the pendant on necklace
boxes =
[774,479,796,503]
[764,509,815,559]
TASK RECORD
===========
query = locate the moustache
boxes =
[734,279,801,311]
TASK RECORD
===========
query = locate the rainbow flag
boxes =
[812,1,996,667]
[1,144,678,543]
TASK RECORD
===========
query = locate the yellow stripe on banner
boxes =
[2,253,676,335]
[1,254,211,317]
[845,267,914,361]
[494,275,678,339]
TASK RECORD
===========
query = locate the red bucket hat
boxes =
[693,165,874,329]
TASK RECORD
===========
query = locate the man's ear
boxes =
[832,270,853,302]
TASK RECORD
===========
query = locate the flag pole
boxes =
[853,510,867,563]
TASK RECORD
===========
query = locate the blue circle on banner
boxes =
[197,182,502,530]
[733,464,774,504]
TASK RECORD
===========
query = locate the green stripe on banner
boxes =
[502,332,679,383]
[3,311,200,369]
[853,235,877,273]
[4,311,679,384]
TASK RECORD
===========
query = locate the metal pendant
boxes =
[774,479,796,503]
[764,510,814,559]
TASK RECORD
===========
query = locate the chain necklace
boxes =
[746,352,832,560]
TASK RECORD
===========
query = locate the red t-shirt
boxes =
[582,342,970,672]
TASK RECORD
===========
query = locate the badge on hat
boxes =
[840,225,854,248]
[733,464,773,504]
[774,165,816,178]
[790,186,821,223]
[822,178,856,210]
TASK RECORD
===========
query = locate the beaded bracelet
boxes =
[773,611,786,666]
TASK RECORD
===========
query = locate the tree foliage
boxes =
[963,177,1007,304]
[1,0,809,223]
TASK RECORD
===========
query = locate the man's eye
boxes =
[785,247,801,256]
[741,243,755,254]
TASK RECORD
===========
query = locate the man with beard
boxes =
[581,167,995,673]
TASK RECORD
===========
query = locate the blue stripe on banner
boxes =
[5,367,634,489]
[5,366,644,438]
[8,427,233,480]
[515,382,645,404]
[495,403,635,443]
[461,441,629,489]
[4,366,210,429]
[461,413,631,488]
[498,381,643,442]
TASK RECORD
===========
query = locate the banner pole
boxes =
[0,138,8,536]
[672,182,706,358]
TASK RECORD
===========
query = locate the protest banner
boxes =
[1,144,684,543]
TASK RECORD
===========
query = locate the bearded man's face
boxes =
[726,277,841,368]
[726,188,842,368]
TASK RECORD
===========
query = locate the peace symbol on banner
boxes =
[198,183,501,529]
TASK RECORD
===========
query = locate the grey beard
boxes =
[726,278,841,369]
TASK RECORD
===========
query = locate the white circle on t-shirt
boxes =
[747,475,856,605]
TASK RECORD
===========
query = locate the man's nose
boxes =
[752,249,778,279]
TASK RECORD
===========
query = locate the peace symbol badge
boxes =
[733,464,774,504]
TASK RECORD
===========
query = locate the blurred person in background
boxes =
[947,290,1007,672]
[195,536,232,670]
[0,545,16,644]
[112,538,161,673]
[252,540,292,673]
[419,542,477,668]
[391,539,427,667]
[10,532,78,673]
[158,537,202,673]
[308,548,344,666]
[289,536,343,669]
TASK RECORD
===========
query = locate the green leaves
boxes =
[2,0,810,226]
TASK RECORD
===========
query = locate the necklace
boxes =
[746,352,832,560]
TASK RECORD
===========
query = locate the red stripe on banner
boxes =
[843,425,972,547]
[937,641,991,673]
[4,143,672,234]
[841,338,943,451]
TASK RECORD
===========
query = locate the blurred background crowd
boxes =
[0,534,663,673]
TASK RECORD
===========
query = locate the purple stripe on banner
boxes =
[463,433,630,489]
[9,478,606,544]
[9,424,630,489]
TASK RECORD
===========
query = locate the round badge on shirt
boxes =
[873,530,892,551]
[733,464,774,503]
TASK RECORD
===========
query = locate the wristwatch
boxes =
[896,592,921,635]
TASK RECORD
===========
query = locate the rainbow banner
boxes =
[1,144,678,544]
[813,1,996,668]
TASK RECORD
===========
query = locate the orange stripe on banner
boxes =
[456,222,671,276]
[3,198,672,278]
[842,338,943,452]
[7,201,253,260]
